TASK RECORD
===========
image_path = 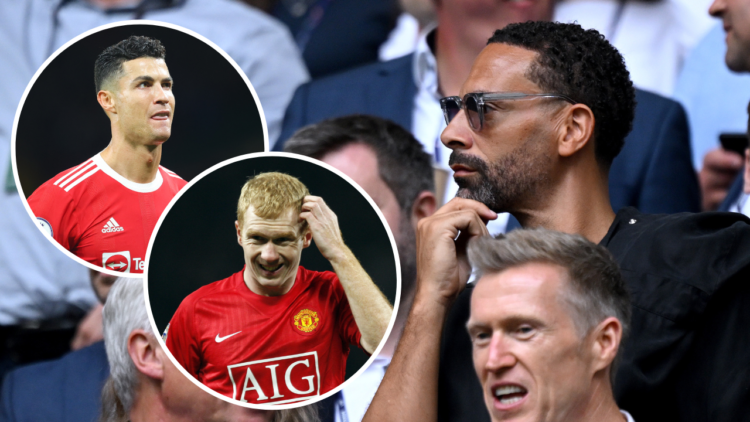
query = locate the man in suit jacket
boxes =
[277,0,700,215]
[0,342,109,422]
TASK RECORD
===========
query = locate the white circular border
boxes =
[143,151,403,411]
[10,20,269,278]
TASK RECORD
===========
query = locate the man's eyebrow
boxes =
[244,229,298,239]
[132,75,173,84]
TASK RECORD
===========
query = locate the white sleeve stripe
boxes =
[54,160,93,186]
[58,162,97,189]
[64,167,99,192]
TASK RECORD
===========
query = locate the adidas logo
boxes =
[102,217,125,233]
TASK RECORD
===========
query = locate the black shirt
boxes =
[437,208,750,422]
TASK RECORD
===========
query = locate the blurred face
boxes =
[319,142,418,286]
[110,57,175,145]
[438,0,555,51]
[442,43,564,212]
[710,0,750,71]
[159,346,273,422]
[235,206,311,296]
[467,263,596,422]
[89,269,118,303]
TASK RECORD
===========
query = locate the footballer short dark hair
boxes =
[488,21,636,169]
[283,114,434,213]
[94,35,167,92]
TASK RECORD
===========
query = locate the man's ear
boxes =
[558,104,595,158]
[97,90,117,115]
[235,221,243,247]
[590,317,622,374]
[127,329,164,381]
[410,191,437,228]
[302,227,313,248]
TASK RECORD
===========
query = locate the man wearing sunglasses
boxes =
[363,21,750,422]
[277,0,700,222]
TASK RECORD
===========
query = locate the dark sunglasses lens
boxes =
[442,99,460,124]
[465,96,481,130]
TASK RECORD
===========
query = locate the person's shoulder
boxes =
[30,157,100,198]
[634,88,683,115]
[169,0,294,42]
[302,54,413,91]
[180,270,243,308]
[607,208,750,291]
[299,266,339,284]
[159,165,187,190]
[1,342,108,420]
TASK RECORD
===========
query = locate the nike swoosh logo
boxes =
[215,331,242,343]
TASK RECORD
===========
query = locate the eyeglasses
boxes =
[440,92,577,131]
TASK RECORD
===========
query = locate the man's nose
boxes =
[153,85,170,104]
[441,109,474,151]
[260,242,280,262]
[485,333,518,372]
[708,0,726,17]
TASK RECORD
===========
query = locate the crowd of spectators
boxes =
[0,0,749,421]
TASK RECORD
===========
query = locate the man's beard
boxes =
[449,137,551,212]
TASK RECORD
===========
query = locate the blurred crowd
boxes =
[1,0,749,421]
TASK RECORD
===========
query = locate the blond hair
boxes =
[237,172,309,228]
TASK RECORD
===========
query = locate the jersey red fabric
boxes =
[27,154,186,273]
[165,266,362,405]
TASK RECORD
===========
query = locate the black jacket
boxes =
[438,208,750,422]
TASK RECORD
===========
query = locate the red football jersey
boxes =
[27,153,187,273]
[165,266,362,405]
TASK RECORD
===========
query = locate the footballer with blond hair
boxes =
[164,172,393,405]
[27,35,186,273]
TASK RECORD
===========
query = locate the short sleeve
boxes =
[164,298,203,379]
[27,181,79,251]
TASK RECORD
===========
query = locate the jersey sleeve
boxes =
[26,180,80,251]
[329,273,363,350]
[164,296,203,379]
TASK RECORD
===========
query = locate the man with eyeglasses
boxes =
[276,0,700,224]
[363,21,750,422]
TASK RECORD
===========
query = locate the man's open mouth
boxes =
[151,111,170,120]
[493,385,527,406]
[259,263,283,272]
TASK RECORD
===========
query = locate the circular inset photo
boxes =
[146,153,400,409]
[12,21,266,276]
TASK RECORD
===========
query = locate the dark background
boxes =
[15,24,264,195]
[147,155,398,379]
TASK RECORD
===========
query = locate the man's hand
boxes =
[415,198,497,308]
[299,196,347,262]
[300,195,392,353]
[700,148,744,210]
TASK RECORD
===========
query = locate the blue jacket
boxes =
[278,54,701,214]
[0,341,109,422]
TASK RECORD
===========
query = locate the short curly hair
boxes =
[94,35,166,93]
[488,21,635,169]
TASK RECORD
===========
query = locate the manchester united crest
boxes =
[293,309,320,333]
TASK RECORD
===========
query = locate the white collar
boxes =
[412,23,440,99]
[92,153,163,193]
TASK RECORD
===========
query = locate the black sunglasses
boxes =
[440,92,577,131]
